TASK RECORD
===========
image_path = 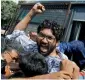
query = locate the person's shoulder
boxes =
[71,40,82,43]
[70,40,84,46]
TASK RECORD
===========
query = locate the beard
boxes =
[37,42,56,57]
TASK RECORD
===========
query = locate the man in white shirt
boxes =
[6,3,79,79]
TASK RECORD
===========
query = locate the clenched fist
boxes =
[32,3,45,14]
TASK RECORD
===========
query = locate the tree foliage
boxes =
[1,1,18,27]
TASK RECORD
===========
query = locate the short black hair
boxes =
[1,37,24,54]
[1,60,7,74]
[37,19,64,41]
[19,52,48,77]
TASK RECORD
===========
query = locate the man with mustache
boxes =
[6,3,79,79]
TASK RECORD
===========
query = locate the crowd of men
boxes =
[1,3,85,79]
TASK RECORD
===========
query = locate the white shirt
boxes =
[6,30,68,73]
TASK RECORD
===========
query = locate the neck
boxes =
[56,41,60,47]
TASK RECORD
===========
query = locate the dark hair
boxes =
[1,60,7,74]
[1,37,24,54]
[8,71,25,78]
[37,19,64,41]
[19,52,48,77]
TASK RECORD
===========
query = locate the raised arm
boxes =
[14,3,45,30]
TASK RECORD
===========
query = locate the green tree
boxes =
[1,1,18,29]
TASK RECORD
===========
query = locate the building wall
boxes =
[7,1,85,41]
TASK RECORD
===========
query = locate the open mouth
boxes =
[40,45,48,49]
[40,45,48,53]
[41,43,48,47]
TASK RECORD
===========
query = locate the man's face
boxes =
[4,50,19,64]
[37,28,57,56]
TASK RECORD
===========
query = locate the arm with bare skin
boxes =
[60,59,80,79]
[10,59,79,79]
[14,3,45,30]
[9,71,71,79]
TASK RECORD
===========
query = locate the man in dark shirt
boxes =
[59,40,85,70]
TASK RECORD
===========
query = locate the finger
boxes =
[42,6,45,11]
[36,3,45,11]
[63,76,71,79]
[61,71,72,78]
[62,75,71,79]
[36,2,43,6]
[72,70,79,79]
[60,60,74,75]
[73,68,80,78]
[72,62,80,79]
[37,6,45,12]
[37,9,43,13]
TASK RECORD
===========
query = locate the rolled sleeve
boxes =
[6,30,38,53]
[6,30,28,39]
